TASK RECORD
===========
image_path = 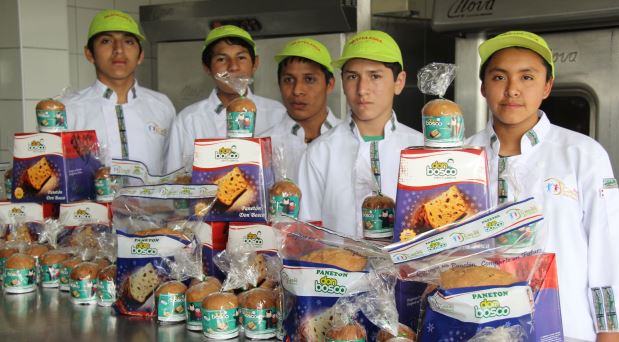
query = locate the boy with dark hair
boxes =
[64,9,175,175]
[166,25,286,172]
[298,30,423,237]
[260,38,339,182]
[467,30,619,342]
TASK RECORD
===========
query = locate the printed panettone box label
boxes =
[12,131,100,203]
[228,222,277,254]
[0,202,46,242]
[394,147,489,242]
[192,138,274,222]
[281,259,382,341]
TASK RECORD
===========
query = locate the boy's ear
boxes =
[542,78,554,99]
[326,77,335,95]
[252,55,260,74]
[84,46,95,64]
[203,63,212,76]
[480,82,486,98]
[394,71,407,95]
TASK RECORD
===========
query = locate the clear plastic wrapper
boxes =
[155,280,188,324]
[240,287,278,339]
[3,252,37,294]
[215,71,257,138]
[385,198,563,341]
[468,326,527,342]
[111,184,216,318]
[214,245,266,292]
[36,88,71,133]
[271,218,397,341]
[97,264,117,306]
[185,277,223,331]
[201,291,240,339]
[40,248,72,288]
[417,63,457,98]
[69,261,99,305]
[269,145,302,220]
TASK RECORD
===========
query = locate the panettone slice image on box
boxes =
[411,185,468,232]
[26,157,55,190]
[214,167,249,206]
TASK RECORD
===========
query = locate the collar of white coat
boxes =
[347,110,398,141]
[207,87,255,115]
[290,108,338,136]
[485,109,551,155]
[94,79,139,104]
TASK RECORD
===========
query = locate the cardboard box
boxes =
[394,147,490,242]
[228,222,277,254]
[192,138,274,222]
[11,131,100,203]
[0,201,58,242]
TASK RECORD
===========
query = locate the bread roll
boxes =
[422,99,462,117]
[227,98,257,113]
[0,247,18,258]
[156,280,187,297]
[270,180,301,198]
[70,262,99,280]
[26,244,50,258]
[377,323,416,342]
[98,264,116,281]
[325,322,367,341]
[186,277,222,302]
[202,292,238,311]
[362,194,395,209]
[40,251,69,265]
[6,253,35,269]
[243,288,275,310]
[36,98,65,112]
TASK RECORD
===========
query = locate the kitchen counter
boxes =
[0,287,275,341]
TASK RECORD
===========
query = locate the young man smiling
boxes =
[260,38,339,183]
[64,9,175,175]
[467,31,619,342]
[166,25,286,172]
[298,30,423,237]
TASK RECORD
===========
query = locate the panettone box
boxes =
[394,147,490,242]
[192,138,274,222]
[11,131,100,203]
[0,201,58,241]
[228,222,277,255]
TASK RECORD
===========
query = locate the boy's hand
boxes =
[598,333,619,342]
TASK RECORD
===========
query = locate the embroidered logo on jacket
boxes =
[544,178,578,200]
[147,122,168,137]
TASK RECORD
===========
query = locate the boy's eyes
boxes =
[344,74,358,80]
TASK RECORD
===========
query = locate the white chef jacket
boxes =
[467,111,619,341]
[259,109,339,184]
[298,112,424,237]
[165,89,286,173]
[63,80,176,175]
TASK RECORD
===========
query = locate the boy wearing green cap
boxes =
[165,25,286,172]
[467,31,619,342]
[298,30,423,237]
[259,38,339,183]
[63,9,175,175]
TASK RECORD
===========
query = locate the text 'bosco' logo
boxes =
[474,298,511,318]
[315,276,347,295]
[426,159,457,177]
[243,232,263,247]
[73,208,92,221]
[27,139,46,153]
[8,206,26,218]
[482,215,504,232]
[131,241,157,255]
[215,145,239,160]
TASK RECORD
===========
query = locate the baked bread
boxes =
[6,224,33,243]
[62,256,83,269]
[202,292,238,311]
[412,185,468,230]
[215,167,248,206]
[156,280,187,297]
[422,99,462,117]
[440,266,519,289]
[6,253,35,269]
[298,306,336,341]
[186,277,222,302]
[26,244,50,258]
[93,257,111,270]
[299,248,367,272]
[70,262,99,280]
[227,97,257,113]
[69,226,98,248]
[27,157,53,190]
[40,251,69,265]
[325,322,367,341]
[128,262,160,303]
[0,247,18,258]
[98,264,116,281]
[253,253,267,285]
[270,180,301,198]
[362,194,395,209]
[377,323,416,342]
[243,288,275,310]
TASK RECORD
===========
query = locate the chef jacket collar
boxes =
[96,79,138,103]
[348,110,397,141]
[291,108,336,136]
[487,110,551,155]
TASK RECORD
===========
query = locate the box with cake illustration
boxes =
[11,131,100,203]
[394,147,489,242]
[192,138,274,222]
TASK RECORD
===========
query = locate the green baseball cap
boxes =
[332,30,403,70]
[203,25,256,52]
[479,31,555,78]
[274,38,333,73]
[88,9,145,41]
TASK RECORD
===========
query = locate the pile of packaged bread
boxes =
[0,66,564,341]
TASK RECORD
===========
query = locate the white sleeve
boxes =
[297,146,325,222]
[165,116,192,173]
[583,146,619,333]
